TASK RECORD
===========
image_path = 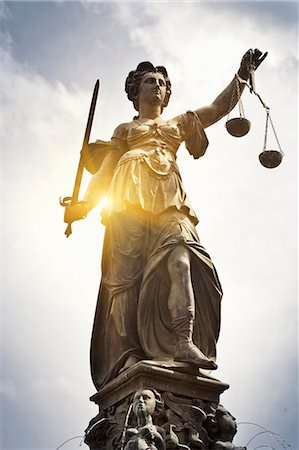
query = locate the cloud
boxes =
[0,380,17,400]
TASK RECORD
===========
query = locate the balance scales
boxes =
[225,53,284,169]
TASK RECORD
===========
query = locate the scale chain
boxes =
[227,75,245,121]
[268,111,284,155]
[238,97,245,119]
[227,77,236,121]
[263,109,270,152]
[235,76,245,118]
[263,108,284,155]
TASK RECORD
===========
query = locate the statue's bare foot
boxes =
[174,342,217,370]
[118,355,139,374]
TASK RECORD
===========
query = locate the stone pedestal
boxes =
[90,360,228,409]
[85,360,235,450]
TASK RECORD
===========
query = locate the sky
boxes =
[0,1,298,450]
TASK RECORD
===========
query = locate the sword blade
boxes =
[71,79,100,203]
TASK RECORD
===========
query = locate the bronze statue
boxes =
[64,49,267,390]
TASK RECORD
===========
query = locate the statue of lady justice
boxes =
[64,49,266,390]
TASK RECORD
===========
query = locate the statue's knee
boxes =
[168,247,191,277]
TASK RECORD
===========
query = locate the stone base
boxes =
[90,360,229,410]
[85,360,239,450]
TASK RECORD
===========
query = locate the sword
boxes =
[60,79,100,237]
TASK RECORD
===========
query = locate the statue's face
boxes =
[216,405,237,437]
[133,389,156,416]
[138,72,167,109]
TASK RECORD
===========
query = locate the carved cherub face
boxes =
[215,405,237,440]
[138,72,167,109]
[133,389,156,416]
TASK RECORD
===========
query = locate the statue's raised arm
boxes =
[195,49,267,128]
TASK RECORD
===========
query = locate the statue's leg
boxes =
[167,246,217,370]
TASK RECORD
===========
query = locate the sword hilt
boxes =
[59,197,74,237]
[59,196,73,207]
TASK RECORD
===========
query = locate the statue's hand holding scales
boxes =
[238,48,268,78]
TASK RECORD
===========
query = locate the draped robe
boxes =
[86,112,223,390]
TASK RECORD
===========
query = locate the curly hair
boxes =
[125,61,172,113]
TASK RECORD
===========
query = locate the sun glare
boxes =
[98,196,110,212]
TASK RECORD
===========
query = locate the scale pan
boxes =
[225,118,251,137]
[259,150,283,168]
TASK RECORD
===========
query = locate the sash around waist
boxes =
[117,147,176,177]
